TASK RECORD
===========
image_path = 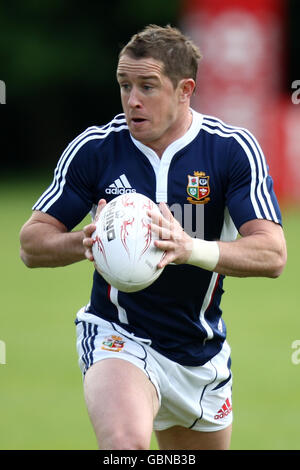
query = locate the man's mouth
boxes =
[131,117,147,123]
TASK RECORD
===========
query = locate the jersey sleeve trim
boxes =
[32,115,128,214]
[201,116,280,225]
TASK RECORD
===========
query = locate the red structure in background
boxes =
[181,0,300,205]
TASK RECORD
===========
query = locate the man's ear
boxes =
[178,78,196,103]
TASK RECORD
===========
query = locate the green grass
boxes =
[0,176,299,449]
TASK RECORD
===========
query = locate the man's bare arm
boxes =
[151,203,287,279]
[20,211,88,268]
[216,219,287,278]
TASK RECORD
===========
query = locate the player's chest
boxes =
[97,150,226,238]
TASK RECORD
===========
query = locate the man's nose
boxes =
[128,87,142,108]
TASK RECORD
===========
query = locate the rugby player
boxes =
[20,25,287,450]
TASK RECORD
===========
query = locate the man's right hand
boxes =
[83,199,107,262]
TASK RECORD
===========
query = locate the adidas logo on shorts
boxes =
[105,174,136,195]
[214,398,232,420]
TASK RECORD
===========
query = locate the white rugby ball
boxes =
[92,193,165,292]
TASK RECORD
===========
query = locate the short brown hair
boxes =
[119,24,202,88]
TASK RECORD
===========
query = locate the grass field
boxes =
[0,175,299,450]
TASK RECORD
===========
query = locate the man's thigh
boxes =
[155,424,232,450]
[84,358,159,449]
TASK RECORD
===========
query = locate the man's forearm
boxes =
[215,233,286,278]
[187,228,286,278]
[20,224,86,268]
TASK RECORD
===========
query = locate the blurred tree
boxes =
[0,0,298,171]
[0,0,181,169]
[1,1,180,95]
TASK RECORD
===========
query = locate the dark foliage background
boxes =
[0,0,299,172]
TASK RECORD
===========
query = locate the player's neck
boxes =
[147,108,193,158]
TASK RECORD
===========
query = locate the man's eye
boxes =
[143,85,153,91]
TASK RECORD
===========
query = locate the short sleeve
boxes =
[32,128,100,230]
[225,130,282,231]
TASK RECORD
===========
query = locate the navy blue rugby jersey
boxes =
[33,109,282,366]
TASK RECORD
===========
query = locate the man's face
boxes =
[117,55,187,153]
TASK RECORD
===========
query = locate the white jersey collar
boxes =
[130,109,203,203]
[130,108,203,165]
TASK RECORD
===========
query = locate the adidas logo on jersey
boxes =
[105,174,136,195]
[214,398,232,420]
